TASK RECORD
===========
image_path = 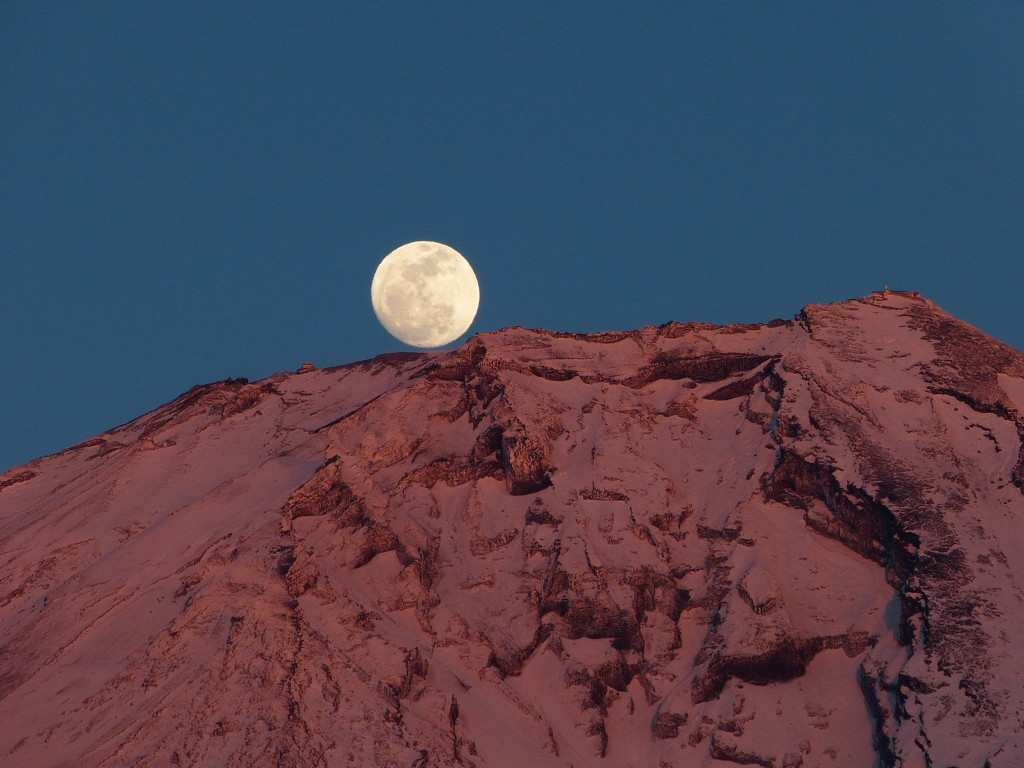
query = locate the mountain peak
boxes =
[2,295,1022,767]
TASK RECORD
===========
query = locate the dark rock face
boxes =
[499,426,553,496]
[709,734,777,768]
[619,352,772,389]
[562,598,642,651]
[703,363,774,401]
[693,632,876,704]
[282,456,356,521]
[1,292,1022,768]
[0,470,35,491]
[763,450,920,586]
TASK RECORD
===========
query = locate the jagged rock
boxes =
[709,732,775,768]
[499,423,553,496]
[1,291,1022,767]
[0,470,35,491]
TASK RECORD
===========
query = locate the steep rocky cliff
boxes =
[1,291,1022,767]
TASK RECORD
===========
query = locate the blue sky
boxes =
[2,2,1023,472]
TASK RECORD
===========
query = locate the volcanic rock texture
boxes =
[2,291,1023,767]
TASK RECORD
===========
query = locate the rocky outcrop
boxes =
[692,632,876,704]
[499,423,553,495]
[0,470,35,491]
[763,450,919,585]
[618,352,772,389]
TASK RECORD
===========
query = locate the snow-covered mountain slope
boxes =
[2,291,1022,768]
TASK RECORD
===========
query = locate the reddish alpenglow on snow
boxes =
[1,291,1023,767]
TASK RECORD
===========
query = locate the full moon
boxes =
[371,241,480,348]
